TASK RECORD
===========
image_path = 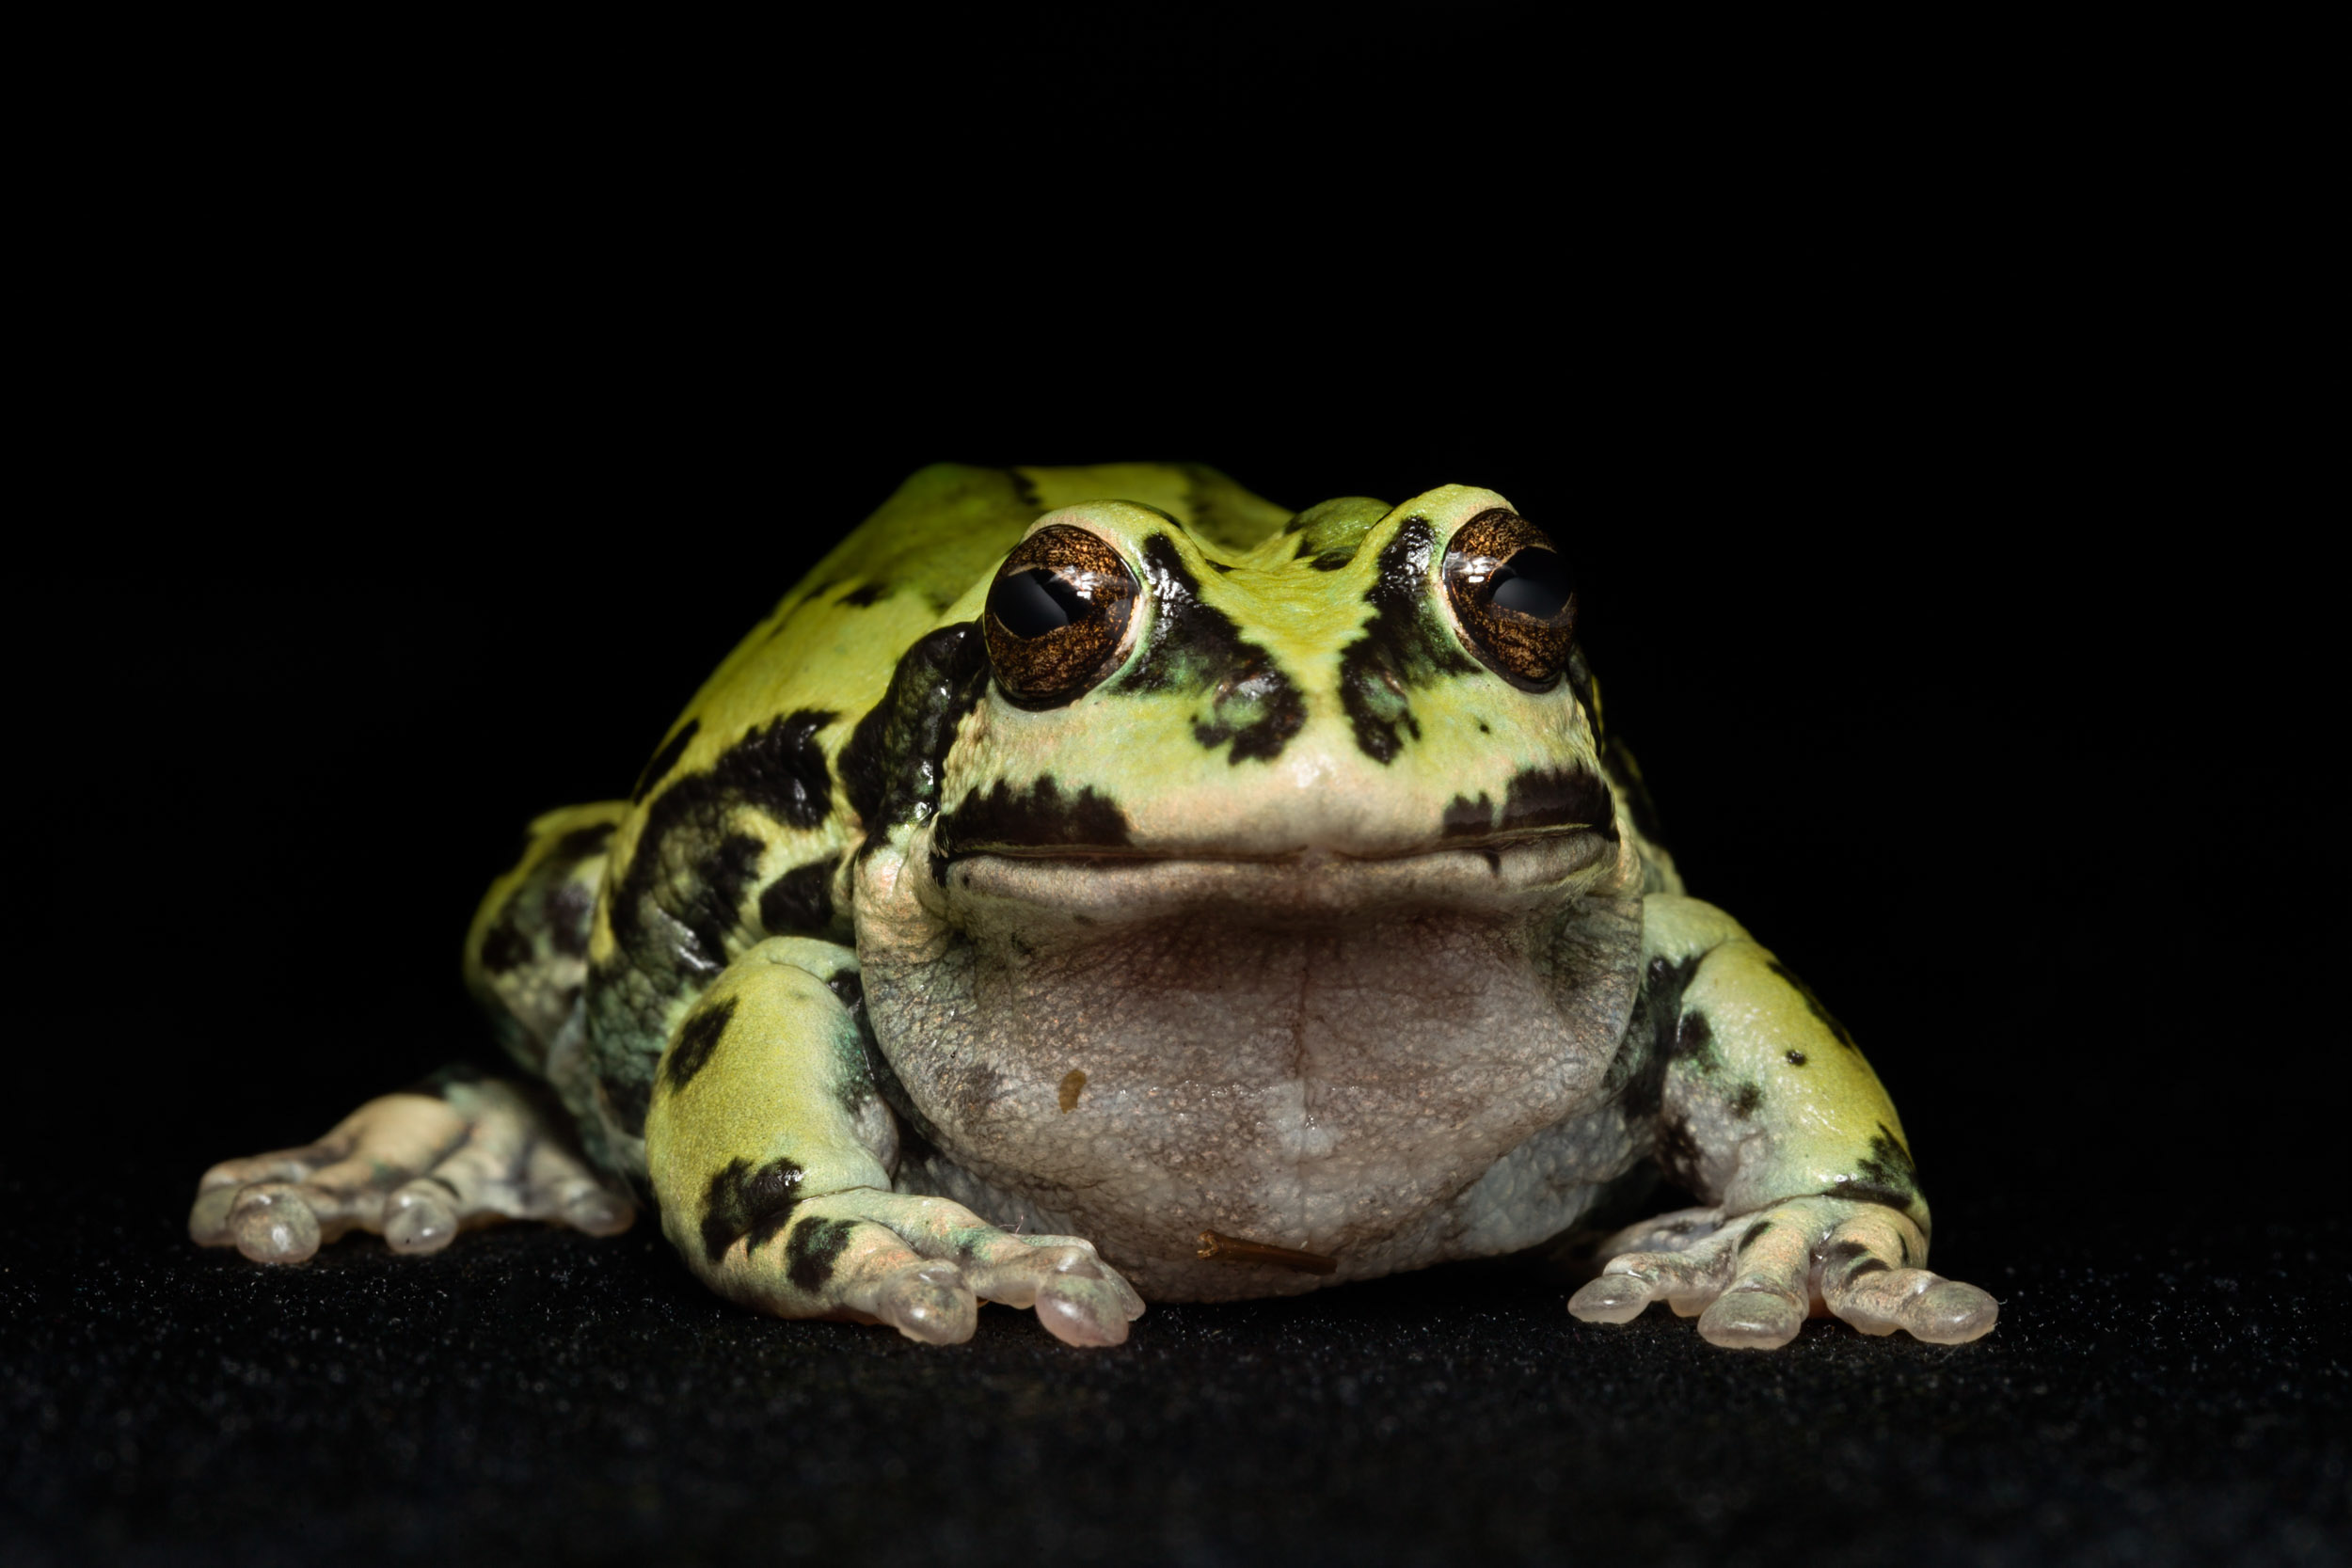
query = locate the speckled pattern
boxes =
[4,1169,2343,1566]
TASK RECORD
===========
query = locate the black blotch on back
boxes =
[1729,1079,1763,1117]
[632,719,700,804]
[1767,960,1859,1051]
[608,711,839,968]
[758,858,839,937]
[699,1156,806,1264]
[840,623,990,849]
[1498,766,1619,840]
[1338,518,1479,764]
[1119,533,1306,764]
[933,775,1132,858]
[786,1215,857,1293]
[662,996,737,1093]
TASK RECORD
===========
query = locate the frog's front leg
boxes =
[1569,895,1999,1350]
[188,1069,637,1262]
[644,937,1145,1347]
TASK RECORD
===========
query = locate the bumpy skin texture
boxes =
[192,463,1995,1351]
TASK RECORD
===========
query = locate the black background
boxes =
[8,16,2343,1566]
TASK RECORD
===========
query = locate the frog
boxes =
[189,462,1998,1352]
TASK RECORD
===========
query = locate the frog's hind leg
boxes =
[189,1069,634,1262]
[187,802,639,1262]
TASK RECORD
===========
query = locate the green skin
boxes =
[190,464,1997,1352]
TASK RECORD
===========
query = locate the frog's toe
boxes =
[190,1078,636,1262]
[1572,1197,1995,1350]
[1816,1210,1998,1343]
[719,1192,1143,1346]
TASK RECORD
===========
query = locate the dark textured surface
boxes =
[3,1168,2344,1567]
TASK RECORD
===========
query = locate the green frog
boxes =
[189,463,1997,1352]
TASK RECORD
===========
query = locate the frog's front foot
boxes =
[694,1189,1146,1349]
[1566,1198,1997,1350]
[188,1073,636,1263]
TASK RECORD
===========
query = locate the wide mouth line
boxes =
[948,826,1606,865]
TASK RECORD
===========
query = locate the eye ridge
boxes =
[1442,510,1578,691]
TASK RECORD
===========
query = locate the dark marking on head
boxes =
[1729,1079,1763,1118]
[698,1155,805,1264]
[662,995,737,1093]
[1442,794,1494,836]
[1498,766,1619,841]
[758,857,839,938]
[1738,1219,1773,1255]
[1310,550,1354,571]
[1004,467,1041,510]
[1119,533,1306,764]
[1338,518,1479,764]
[1767,960,1859,1051]
[786,1215,856,1293]
[838,582,887,608]
[1786,1049,1808,1067]
[632,720,700,804]
[1206,560,1235,574]
[932,775,1132,858]
[839,623,989,850]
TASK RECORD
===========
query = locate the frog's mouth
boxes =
[931,826,1618,921]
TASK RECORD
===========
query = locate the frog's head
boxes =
[847,483,1648,1284]
[852,484,1641,942]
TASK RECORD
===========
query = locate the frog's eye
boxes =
[1440,509,1578,691]
[983,524,1139,707]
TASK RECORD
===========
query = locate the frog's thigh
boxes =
[644,939,1145,1347]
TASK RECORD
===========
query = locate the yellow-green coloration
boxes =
[190,462,1995,1353]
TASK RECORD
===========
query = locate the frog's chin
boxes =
[929,828,1622,926]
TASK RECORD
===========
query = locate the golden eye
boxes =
[982,524,1139,708]
[1440,509,1577,690]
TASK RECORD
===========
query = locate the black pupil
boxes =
[1487,548,1571,619]
[992,567,1089,638]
